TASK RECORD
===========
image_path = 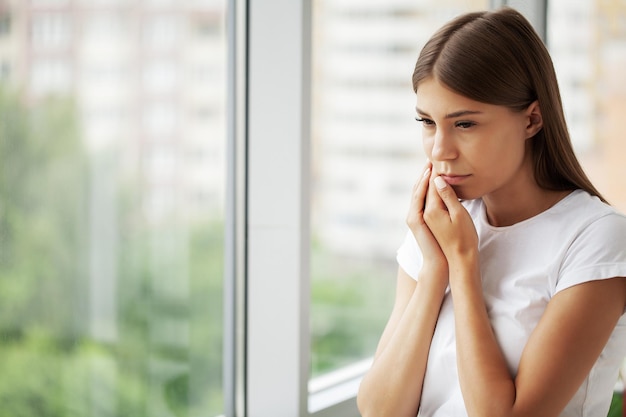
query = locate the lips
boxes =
[440,174,471,185]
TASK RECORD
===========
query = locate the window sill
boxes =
[308,358,371,416]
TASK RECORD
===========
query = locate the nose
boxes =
[428,127,457,161]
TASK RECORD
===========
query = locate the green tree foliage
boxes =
[0,88,87,340]
[0,84,226,416]
[0,87,88,415]
[0,84,619,417]
[310,240,395,376]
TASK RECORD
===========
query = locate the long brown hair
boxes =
[412,7,607,202]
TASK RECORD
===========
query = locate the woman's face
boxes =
[415,77,537,201]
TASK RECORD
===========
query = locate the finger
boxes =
[408,167,431,229]
[426,171,446,211]
[433,176,461,213]
[414,166,431,207]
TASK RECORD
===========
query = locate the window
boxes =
[547,0,626,211]
[11,1,621,416]
[143,60,179,95]
[548,2,626,410]
[83,13,129,41]
[0,2,226,416]
[30,58,72,94]
[142,15,181,52]
[309,1,490,411]
[31,13,72,50]
[0,61,9,79]
[0,14,10,36]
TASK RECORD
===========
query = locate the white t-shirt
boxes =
[396,190,626,417]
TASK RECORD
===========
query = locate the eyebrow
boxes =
[415,107,483,119]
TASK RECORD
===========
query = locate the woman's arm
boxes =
[451,258,625,417]
[428,176,626,417]
[358,164,449,417]
[357,266,447,417]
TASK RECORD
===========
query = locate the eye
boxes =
[455,121,476,129]
[415,117,435,127]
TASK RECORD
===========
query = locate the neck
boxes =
[482,153,571,227]
[483,188,571,227]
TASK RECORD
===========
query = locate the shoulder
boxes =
[560,189,623,217]
[539,190,626,239]
[563,190,626,242]
[556,190,626,293]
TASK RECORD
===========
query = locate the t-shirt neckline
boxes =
[478,189,582,231]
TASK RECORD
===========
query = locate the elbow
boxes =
[357,380,380,417]
[356,383,370,416]
[357,381,416,417]
[357,398,379,417]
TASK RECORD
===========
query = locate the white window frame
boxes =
[245,0,312,415]
[231,1,547,416]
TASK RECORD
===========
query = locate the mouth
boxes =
[440,174,471,185]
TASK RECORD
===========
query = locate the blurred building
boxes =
[0,2,225,415]
[311,0,487,259]
[0,0,225,224]
[312,0,626,262]
[1,0,624,277]
[549,0,626,211]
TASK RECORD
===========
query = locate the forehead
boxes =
[415,77,486,114]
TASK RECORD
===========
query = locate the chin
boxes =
[451,185,482,201]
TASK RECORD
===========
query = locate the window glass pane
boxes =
[310,0,490,380]
[547,1,626,211]
[548,4,626,411]
[0,2,225,416]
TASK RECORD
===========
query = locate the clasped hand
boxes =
[407,162,478,278]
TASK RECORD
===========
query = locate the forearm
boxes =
[449,258,516,417]
[358,276,447,417]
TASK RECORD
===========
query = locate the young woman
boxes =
[357,8,626,417]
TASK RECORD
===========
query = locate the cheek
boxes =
[422,136,434,157]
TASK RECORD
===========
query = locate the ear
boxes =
[524,100,543,138]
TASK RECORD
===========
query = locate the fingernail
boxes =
[434,176,447,189]
[423,167,431,178]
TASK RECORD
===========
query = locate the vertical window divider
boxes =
[225,0,248,416]
[246,0,312,416]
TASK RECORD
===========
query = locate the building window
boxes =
[143,15,181,52]
[309,2,490,406]
[83,13,129,41]
[0,61,10,79]
[0,14,10,36]
[0,2,227,416]
[30,58,72,94]
[142,60,179,95]
[31,13,73,50]
[548,0,626,211]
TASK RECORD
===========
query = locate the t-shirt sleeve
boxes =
[396,230,423,281]
[556,213,626,294]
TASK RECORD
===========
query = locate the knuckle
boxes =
[423,210,433,223]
